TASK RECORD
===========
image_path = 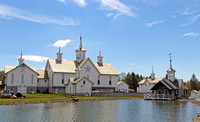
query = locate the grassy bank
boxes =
[0,94,143,105]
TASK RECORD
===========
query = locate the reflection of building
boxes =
[142,54,188,100]
[116,81,129,92]
[5,36,119,94]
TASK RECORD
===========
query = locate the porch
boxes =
[144,93,175,100]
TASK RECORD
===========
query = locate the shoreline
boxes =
[1,96,200,106]
[0,97,143,106]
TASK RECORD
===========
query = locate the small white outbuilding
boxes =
[65,77,94,96]
[191,90,199,99]
[117,81,129,92]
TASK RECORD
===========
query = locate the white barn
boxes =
[4,36,119,94]
[45,36,119,94]
[137,69,162,93]
[117,81,129,92]
[5,55,39,94]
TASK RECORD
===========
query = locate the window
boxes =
[83,81,85,84]
[11,74,14,84]
[62,79,64,84]
[109,76,111,85]
[98,75,100,85]
[37,79,39,82]
[45,80,47,83]
[87,74,89,79]
[21,74,24,84]
[31,74,34,84]
[109,80,111,85]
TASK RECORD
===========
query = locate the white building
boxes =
[5,54,39,93]
[37,70,49,93]
[137,68,162,93]
[191,90,199,99]
[46,36,119,94]
[4,36,119,94]
[117,81,129,92]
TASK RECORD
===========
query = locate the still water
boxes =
[0,100,199,122]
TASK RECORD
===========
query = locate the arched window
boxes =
[31,74,34,84]
[98,75,100,85]
[21,74,24,84]
[11,74,14,84]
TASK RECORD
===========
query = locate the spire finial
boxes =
[59,47,61,53]
[99,51,101,56]
[79,34,82,49]
[152,66,154,73]
[20,49,22,58]
[169,52,172,69]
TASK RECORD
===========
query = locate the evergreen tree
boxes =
[190,74,199,90]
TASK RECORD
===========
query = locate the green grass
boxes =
[0,94,143,104]
[0,94,68,104]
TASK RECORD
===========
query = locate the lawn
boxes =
[0,94,143,105]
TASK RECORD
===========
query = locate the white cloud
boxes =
[52,39,72,47]
[98,0,135,17]
[73,0,87,7]
[183,32,198,37]
[182,9,194,15]
[58,0,86,7]
[23,55,48,62]
[0,4,79,25]
[58,0,66,4]
[181,14,200,26]
[146,20,164,27]
[130,63,136,66]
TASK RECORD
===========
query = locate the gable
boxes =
[80,58,100,75]
[5,63,38,75]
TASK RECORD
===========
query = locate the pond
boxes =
[0,100,199,122]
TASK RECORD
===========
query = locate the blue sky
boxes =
[0,0,200,82]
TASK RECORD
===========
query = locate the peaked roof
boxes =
[117,81,129,86]
[151,78,179,90]
[5,63,39,75]
[47,58,118,75]
[47,59,76,73]
[65,77,94,85]
[79,58,118,75]
[138,78,163,85]
[37,70,48,79]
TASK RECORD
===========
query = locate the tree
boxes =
[124,72,144,92]
[0,71,5,84]
[118,72,126,81]
[185,81,191,91]
[190,74,199,90]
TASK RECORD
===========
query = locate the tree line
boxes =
[185,74,200,92]
[118,72,145,92]
[0,71,5,84]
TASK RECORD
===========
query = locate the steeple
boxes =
[75,35,86,64]
[169,53,172,69]
[151,66,155,80]
[18,50,24,65]
[79,35,82,49]
[167,53,176,81]
[97,51,103,66]
[56,47,63,63]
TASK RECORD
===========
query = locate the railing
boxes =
[144,94,174,100]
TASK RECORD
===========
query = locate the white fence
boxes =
[144,94,174,100]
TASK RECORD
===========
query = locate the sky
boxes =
[0,0,200,82]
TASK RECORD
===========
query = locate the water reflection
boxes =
[0,100,199,122]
